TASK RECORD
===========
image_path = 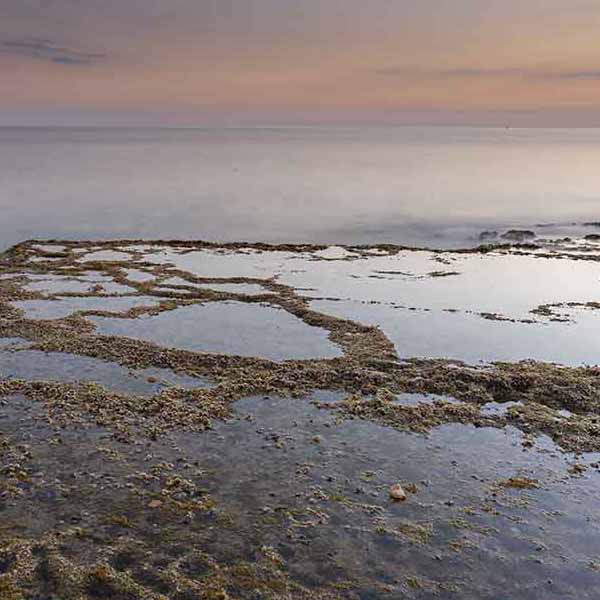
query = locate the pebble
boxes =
[389,483,407,502]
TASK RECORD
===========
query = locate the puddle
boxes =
[89,301,343,361]
[20,271,134,295]
[160,277,267,296]
[12,296,159,320]
[80,250,133,262]
[29,256,63,262]
[0,337,32,350]
[25,278,98,294]
[392,392,464,407]
[481,401,524,416]
[199,282,269,295]
[143,247,296,278]
[312,299,600,365]
[31,244,67,253]
[160,276,199,287]
[119,244,165,253]
[123,268,156,283]
[0,349,212,395]
[558,409,574,419]
[312,246,359,260]
[96,281,138,294]
[75,271,119,282]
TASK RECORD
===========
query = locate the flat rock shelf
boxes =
[1,238,600,600]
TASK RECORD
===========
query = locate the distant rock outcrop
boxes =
[500,229,536,242]
[478,230,498,241]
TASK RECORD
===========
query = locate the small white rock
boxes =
[389,483,407,502]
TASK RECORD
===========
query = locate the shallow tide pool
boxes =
[89,300,343,361]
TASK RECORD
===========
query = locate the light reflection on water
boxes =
[89,301,343,361]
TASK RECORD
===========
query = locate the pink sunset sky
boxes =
[2,0,600,126]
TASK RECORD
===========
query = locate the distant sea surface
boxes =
[1,126,600,250]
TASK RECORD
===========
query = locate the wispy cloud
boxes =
[559,71,600,80]
[375,67,520,78]
[0,38,105,65]
[375,67,600,81]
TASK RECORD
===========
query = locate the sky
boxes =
[1,0,600,126]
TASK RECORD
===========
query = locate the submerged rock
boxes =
[498,476,539,490]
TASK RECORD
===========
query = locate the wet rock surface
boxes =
[1,238,600,598]
[500,230,537,242]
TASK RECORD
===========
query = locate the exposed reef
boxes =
[1,238,600,599]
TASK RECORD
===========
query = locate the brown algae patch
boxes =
[2,240,600,449]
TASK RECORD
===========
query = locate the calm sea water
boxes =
[1,126,600,250]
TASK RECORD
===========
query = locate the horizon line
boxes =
[3,123,600,130]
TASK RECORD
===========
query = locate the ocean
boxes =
[1,125,600,250]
